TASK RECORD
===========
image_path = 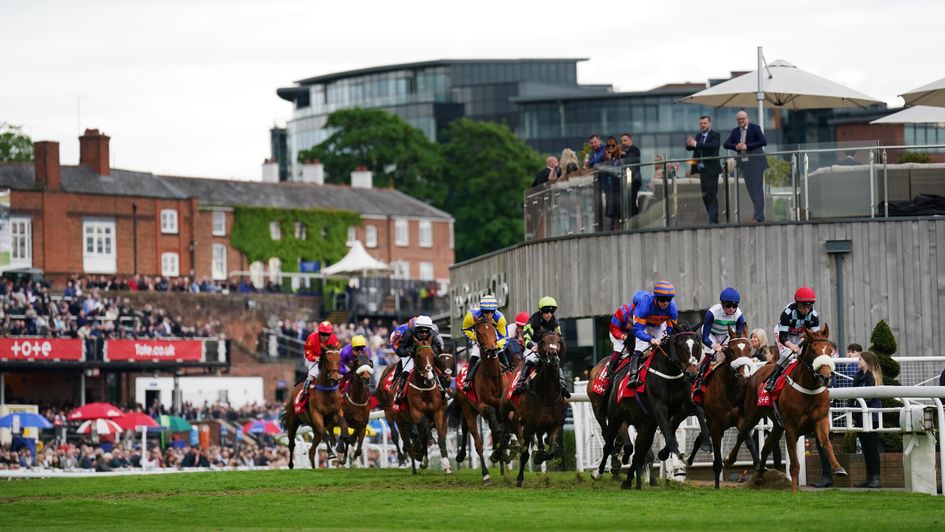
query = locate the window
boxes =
[395,219,408,246]
[83,220,116,273]
[419,262,434,281]
[249,261,264,289]
[269,221,281,240]
[347,226,357,244]
[212,211,226,236]
[294,222,306,240]
[392,260,410,279]
[211,244,227,280]
[161,252,180,277]
[10,217,31,267]
[365,225,377,248]
[419,220,433,248]
[160,209,178,234]
[268,257,282,283]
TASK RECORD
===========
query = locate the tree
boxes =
[0,123,33,163]
[440,118,543,261]
[868,319,903,451]
[297,109,444,203]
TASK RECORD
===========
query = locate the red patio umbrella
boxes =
[115,412,159,430]
[242,420,282,435]
[67,402,124,421]
[76,418,124,435]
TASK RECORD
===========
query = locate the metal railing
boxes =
[525,143,945,241]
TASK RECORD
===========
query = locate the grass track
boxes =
[1,469,942,530]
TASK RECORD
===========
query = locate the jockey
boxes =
[627,281,678,388]
[602,290,648,394]
[339,335,368,375]
[765,287,820,392]
[392,315,440,404]
[503,312,530,368]
[461,295,508,391]
[389,317,416,351]
[514,296,569,398]
[303,321,340,389]
[695,288,749,383]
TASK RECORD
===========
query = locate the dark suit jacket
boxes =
[724,123,768,173]
[532,167,561,187]
[686,129,721,177]
[620,145,642,182]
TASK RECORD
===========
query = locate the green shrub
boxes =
[897,151,932,164]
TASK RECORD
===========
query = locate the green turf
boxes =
[0,468,941,530]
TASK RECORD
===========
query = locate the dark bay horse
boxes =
[690,328,757,488]
[726,325,847,492]
[454,317,510,484]
[500,332,566,487]
[389,336,452,475]
[342,353,374,464]
[282,349,349,469]
[600,326,702,489]
[587,356,638,479]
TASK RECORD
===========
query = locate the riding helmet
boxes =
[654,280,676,297]
[479,295,499,311]
[538,296,558,312]
[515,312,530,327]
[794,287,816,303]
[414,315,434,330]
[350,335,367,348]
[719,287,740,303]
[317,321,333,334]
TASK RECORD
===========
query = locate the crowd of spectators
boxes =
[74,274,286,294]
[268,317,398,366]
[0,277,214,339]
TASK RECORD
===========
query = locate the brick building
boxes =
[0,129,455,287]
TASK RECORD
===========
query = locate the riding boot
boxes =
[558,366,571,399]
[499,349,511,371]
[394,370,408,405]
[626,351,643,388]
[515,359,536,393]
[764,357,790,393]
[464,358,479,391]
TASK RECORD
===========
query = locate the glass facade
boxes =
[278,60,585,180]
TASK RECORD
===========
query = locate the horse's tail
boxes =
[447,396,463,430]
[279,401,289,428]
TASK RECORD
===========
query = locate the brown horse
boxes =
[501,331,566,487]
[388,335,452,475]
[726,325,847,491]
[375,362,407,466]
[453,317,510,484]
[692,328,758,488]
[587,356,640,479]
[342,352,374,464]
[282,349,349,469]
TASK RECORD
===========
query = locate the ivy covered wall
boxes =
[229,206,361,272]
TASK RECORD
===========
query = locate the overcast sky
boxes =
[2,0,942,180]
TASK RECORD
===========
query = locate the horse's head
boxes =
[413,336,436,386]
[800,324,834,387]
[537,331,565,368]
[724,326,753,379]
[319,349,343,385]
[474,316,498,353]
[353,353,374,383]
[436,349,456,379]
[663,324,701,375]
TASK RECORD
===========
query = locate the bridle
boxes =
[650,331,700,379]
[792,337,833,390]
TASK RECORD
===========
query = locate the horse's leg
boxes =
[353,425,366,462]
[482,405,503,463]
[466,412,491,484]
[336,410,350,455]
[286,410,298,470]
[455,415,469,464]
[388,416,406,466]
[687,432,704,466]
[516,432,532,488]
[784,426,801,492]
[744,429,760,467]
[417,416,431,470]
[651,404,679,462]
[626,424,656,490]
[594,421,618,480]
[725,411,758,467]
[434,407,452,474]
[816,416,847,477]
[756,421,784,474]
[711,426,725,489]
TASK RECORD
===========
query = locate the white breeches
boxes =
[306,359,320,379]
[468,343,480,362]
[523,347,540,365]
[609,333,626,354]
[398,356,414,372]
[633,324,667,353]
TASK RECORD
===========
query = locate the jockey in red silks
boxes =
[626,281,678,388]
[599,289,648,396]
[303,321,340,389]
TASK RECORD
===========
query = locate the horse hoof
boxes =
[516,479,523,488]
[288,463,294,470]
[455,452,466,463]
[657,448,670,462]
[834,467,848,477]
[591,470,602,481]
[483,475,493,486]
[620,480,632,490]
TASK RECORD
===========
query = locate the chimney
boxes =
[261,158,279,183]
[350,165,373,189]
[301,159,324,185]
[79,128,110,176]
[34,141,62,191]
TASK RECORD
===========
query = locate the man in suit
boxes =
[620,133,642,216]
[724,111,768,223]
[686,116,722,224]
[532,156,561,187]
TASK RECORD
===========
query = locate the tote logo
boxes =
[10,340,53,358]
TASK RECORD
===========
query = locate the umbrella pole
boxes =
[757,46,765,131]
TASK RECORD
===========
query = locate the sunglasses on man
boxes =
[722,301,738,309]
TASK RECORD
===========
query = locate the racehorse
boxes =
[599,326,702,489]
[282,348,349,469]
[341,352,374,464]
[726,325,847,492]
[453,316,511,484]
[587,356,644,480]
[500,331,566,487]
[435,348,456,395]
[389,335,452,475]
[689,328,757,488]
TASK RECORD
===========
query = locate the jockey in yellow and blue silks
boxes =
[627,280,678,387]
[461,295,508,391]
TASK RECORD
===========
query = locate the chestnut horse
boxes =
[282,349,349,469]
[726,325,847,491]
[342,352,374,464]
[500,331,566,487]
[454,317,510,484]
[598,326,702,489]
[389,336,452,475]
[690,328,758,488]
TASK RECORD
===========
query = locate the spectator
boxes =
[533,156,561,187]
[852,351,883,488]
[584,134,606,168]
[559,148,581,178]
[749,328,771,363]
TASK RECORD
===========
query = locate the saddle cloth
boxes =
[590,356,631,396]
[756,360,798,406]
[616,355,655,402]
[690,363,717,406]
[455,366,478,405]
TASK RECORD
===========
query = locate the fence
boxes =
[570,355,945,494]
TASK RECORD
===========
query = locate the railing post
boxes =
[882,149,889,218]
[662,159,670,228]
[791,152,799,221]
[869,150,876,218]
[803,153,810,220]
